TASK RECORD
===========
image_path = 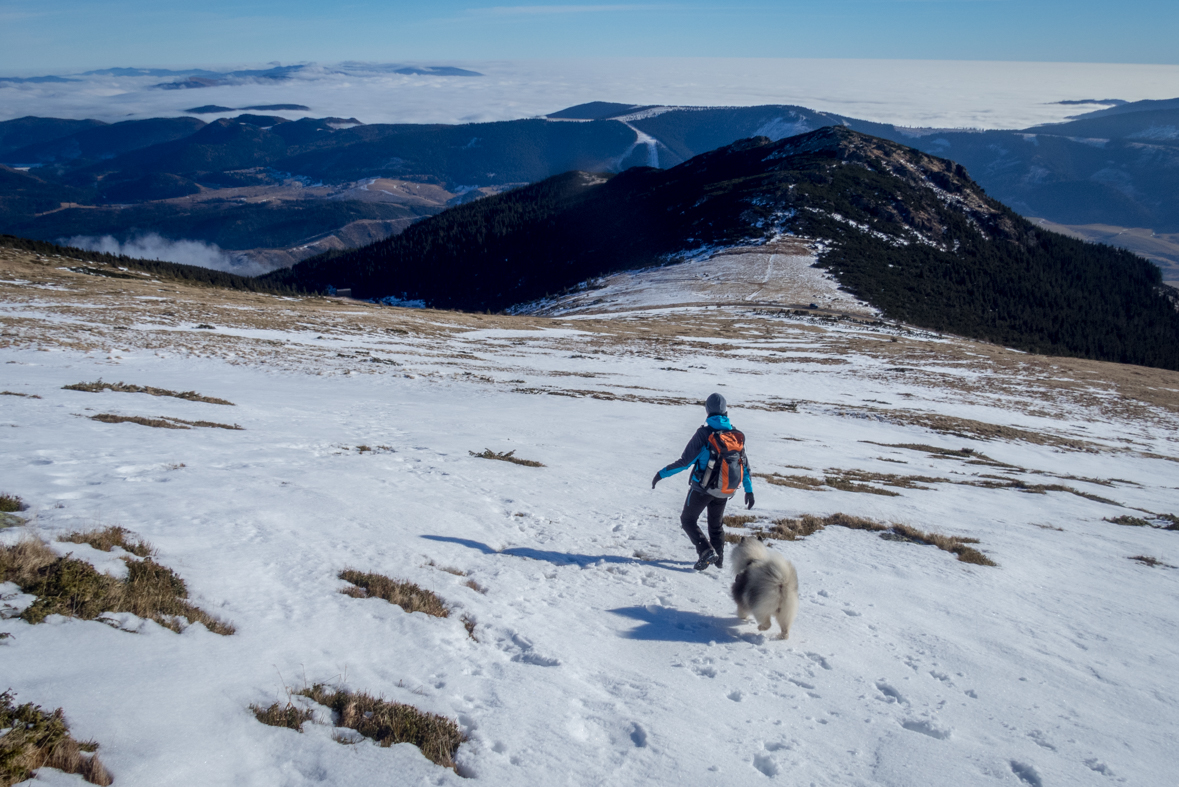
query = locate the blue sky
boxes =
[2,0,1177,73]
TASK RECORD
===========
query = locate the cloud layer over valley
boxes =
[3,58,1179,130]
[63,233,273,277]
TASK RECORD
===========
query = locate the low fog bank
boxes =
[62,233,280,277]
[5,59,1179,130]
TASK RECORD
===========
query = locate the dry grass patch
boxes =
[353,444,394,454]
[1106,514,1179,531]
[0,391,40,399]
[753,512,996,566]
[463,579,487,594]
[838,407,1099,452]
[723,514,758,528]
[862,442,1016,468]
[250,701,314,732]
[63,379,233,405]
[0,690,112,787]
[59,525,153,558]
[461,613,478,640]
[0,535,235,635]
[1129,555,1176,568]
[968,478,1119,505]
[755,472,826,491]
[88,413,242,430]
[0,493,25,513]
[297,684,465,771]
[338,570,450,618]
[468,449,544,467]
[423,558,465,576]
[888,524,997,566]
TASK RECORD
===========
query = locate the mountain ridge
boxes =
[263,127,1179,370]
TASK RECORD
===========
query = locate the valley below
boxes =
[2,244,1177,785]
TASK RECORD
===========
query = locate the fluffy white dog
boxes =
[730,536,799,640]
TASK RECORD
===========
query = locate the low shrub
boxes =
[250,702,314,732]
[468,449,544,467]
[755,513,996,566]
[63,380,233,405]
[0,536,234,635]
[0,494,26,514]
[59,526,153,558]
[89,413,242,430]
[0,690,112,786]
[339,570,449,618]
[298,684,465,770]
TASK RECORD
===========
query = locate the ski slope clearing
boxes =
[515,240,876,319]
[2,247,1178,786]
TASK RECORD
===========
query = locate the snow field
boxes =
[0,312,1177,786]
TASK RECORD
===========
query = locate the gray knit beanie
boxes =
[705,392,727,416]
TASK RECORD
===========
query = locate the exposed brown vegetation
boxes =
[0,391,40,399]
[88,413,242,430]
[0,494,25,513]
[1107,513,1179,531]
[463,579,486,594]
[353,444,394,454]
[461,614,478,640]
[424,558,465,576]
[753,512,996,566]
[0,535,234,635]
[722,514,758,527]
[760,465,1125,506]
[250,701,314,732]
[59,525,153,558]
[338,570,450,618]
[888,524,997,566]
[764,512,887,541]
[755,472,826,491]
[1129,555,1176,568]
[836,406,1099,452]
[63,379,233,405]
[297,684,465,770]
[862,442,1016,468]
[468,449,544,467]
[0,690,112,787]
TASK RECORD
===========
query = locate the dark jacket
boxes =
[658,414,753,493]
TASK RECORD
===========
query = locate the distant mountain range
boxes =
[262,127,1179,370]
[1,96,1177,278]
[1,63,484,90]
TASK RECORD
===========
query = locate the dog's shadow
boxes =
[420,535,695,573]
[608,605,765,644]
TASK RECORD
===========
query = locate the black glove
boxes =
[652,472,662,489]
[745,492,755,510]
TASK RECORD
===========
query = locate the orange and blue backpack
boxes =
[699,429,746,498]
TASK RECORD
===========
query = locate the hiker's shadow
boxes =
[609,605,756,644]
[421,535,695,573]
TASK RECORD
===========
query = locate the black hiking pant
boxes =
[680,488,728,558]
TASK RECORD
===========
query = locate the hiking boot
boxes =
[714,553,724,570]
[694,549,719,571]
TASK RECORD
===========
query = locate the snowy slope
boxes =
[2,251,1178,786]
[512,240,875,318]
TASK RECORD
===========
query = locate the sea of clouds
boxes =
[62,233,273,277]
[4,58,1179,130]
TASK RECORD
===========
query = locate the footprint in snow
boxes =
[901,718,951,740]
[806,652,832,670]
[875,680,906,704]
[752,753,780,777]
[500,631,561,667]
[1010,760,1043,787]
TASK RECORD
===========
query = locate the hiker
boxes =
[652,393,754,571]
